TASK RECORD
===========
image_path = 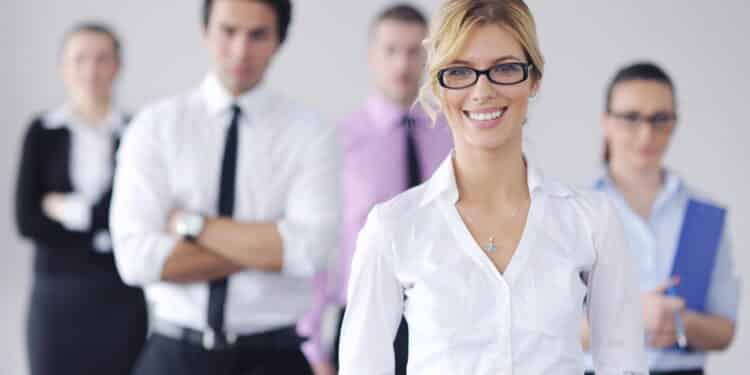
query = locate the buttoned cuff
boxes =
[59,193,92,231]
[302,338,330,366]
[277,219,320,278]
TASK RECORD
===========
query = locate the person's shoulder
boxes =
[335,105,375,150]
[264,91,328,130]
[539,173,613,223]
[263,91,314,118]
[139,88,197,120]
[25,112,49,132]
[677,177,727,211]
[127,89,199,138]
[367,184,430,232]
[565,185,611,212]
[22,110,68,140]
[338,105,371,128]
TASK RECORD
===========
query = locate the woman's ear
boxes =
[530,79,541,98]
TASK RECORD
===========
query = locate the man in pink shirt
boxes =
[298,4,453,375]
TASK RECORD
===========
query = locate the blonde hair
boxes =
[418,0,544,122]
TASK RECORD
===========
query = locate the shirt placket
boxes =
[440,199,516,374]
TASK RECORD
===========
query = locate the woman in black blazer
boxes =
[14,23,146,375]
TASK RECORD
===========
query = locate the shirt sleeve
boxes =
[587,195,649,375]
[110,108,178,286]
[706,222,741,321]
[15,119,92,249]
[338,206,403,375]
[57,192,92,232]
[298,271,333,365]
[278,116,341,278]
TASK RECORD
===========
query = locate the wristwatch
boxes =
[175,211,205,241]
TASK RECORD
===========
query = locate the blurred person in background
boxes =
[14,22,147,375]
[582,62,741,375]
[298,4,452,375]
[110,0,340,374]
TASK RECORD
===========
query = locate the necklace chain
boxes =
[482,205,522,253]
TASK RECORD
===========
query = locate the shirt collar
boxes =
[594,166,684,205]
[43,104,126,136]
[201,73,269,124]
[419,152,573,207]
[366,92,432,131]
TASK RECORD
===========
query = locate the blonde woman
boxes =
[338,1,647,374]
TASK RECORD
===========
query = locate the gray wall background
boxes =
[2,1,747,374]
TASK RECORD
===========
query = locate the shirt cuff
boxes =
[92,229,113,253]
[59,193,92,231]
[277,219,317,278]
[301,337,330,366]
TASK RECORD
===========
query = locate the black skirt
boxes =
[27,271,147,375]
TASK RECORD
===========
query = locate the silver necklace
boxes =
[482,205,522,253]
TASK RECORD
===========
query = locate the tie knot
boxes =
[401,115,416,129]
[230,104,242,117]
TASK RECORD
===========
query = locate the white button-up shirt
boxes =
[339,155,647,375]
[585,170,741,372]
[43,105,126,233]
[110,74,340,334]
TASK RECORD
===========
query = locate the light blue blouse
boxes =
[584,170,740,371]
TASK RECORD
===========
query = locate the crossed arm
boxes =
[109,110,340,287]
[160,217,283,283]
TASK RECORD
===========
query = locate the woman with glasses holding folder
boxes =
[338,1,648,374]
[14,23,147,375]
[582,62,741,375]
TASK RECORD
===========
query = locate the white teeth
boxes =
[467,110,504,121]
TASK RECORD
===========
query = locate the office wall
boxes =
[3,1,747,373]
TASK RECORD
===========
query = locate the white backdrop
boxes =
[3,1,747,374]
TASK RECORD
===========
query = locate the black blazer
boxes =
[15,114,126,276]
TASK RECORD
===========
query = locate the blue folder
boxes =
[669,198,726,311]
[667,198,726,351]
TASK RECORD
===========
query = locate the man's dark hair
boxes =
[371,3,428,31]
[62,22,122,63]
[203,0,293,44]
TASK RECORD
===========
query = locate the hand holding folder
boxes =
[643,277,686,349]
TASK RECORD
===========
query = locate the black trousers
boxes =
[332,306,409,375]
[586,370,703,375]
[133,330,313,375]
[27,272,147,375]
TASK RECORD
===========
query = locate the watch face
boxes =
[175,217,189,237]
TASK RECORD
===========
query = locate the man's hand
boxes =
[643,277,685,348]
[311,361,336,375]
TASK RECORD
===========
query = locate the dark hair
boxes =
[602,61,676,163]
[202,0,293,44]
[371,3,428,32]
[62,22,122,63]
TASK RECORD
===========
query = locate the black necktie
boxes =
[403,115,421,188]
[207,104,241,333]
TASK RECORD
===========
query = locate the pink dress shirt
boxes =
[298,93,453,364]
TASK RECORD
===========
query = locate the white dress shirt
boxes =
[339,154,647,375]
[43,105,125,251]
[110,74,340,335]
[584,170,741,372]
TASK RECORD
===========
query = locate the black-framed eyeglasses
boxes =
[437,62,533,89]
[607,110,677,130]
